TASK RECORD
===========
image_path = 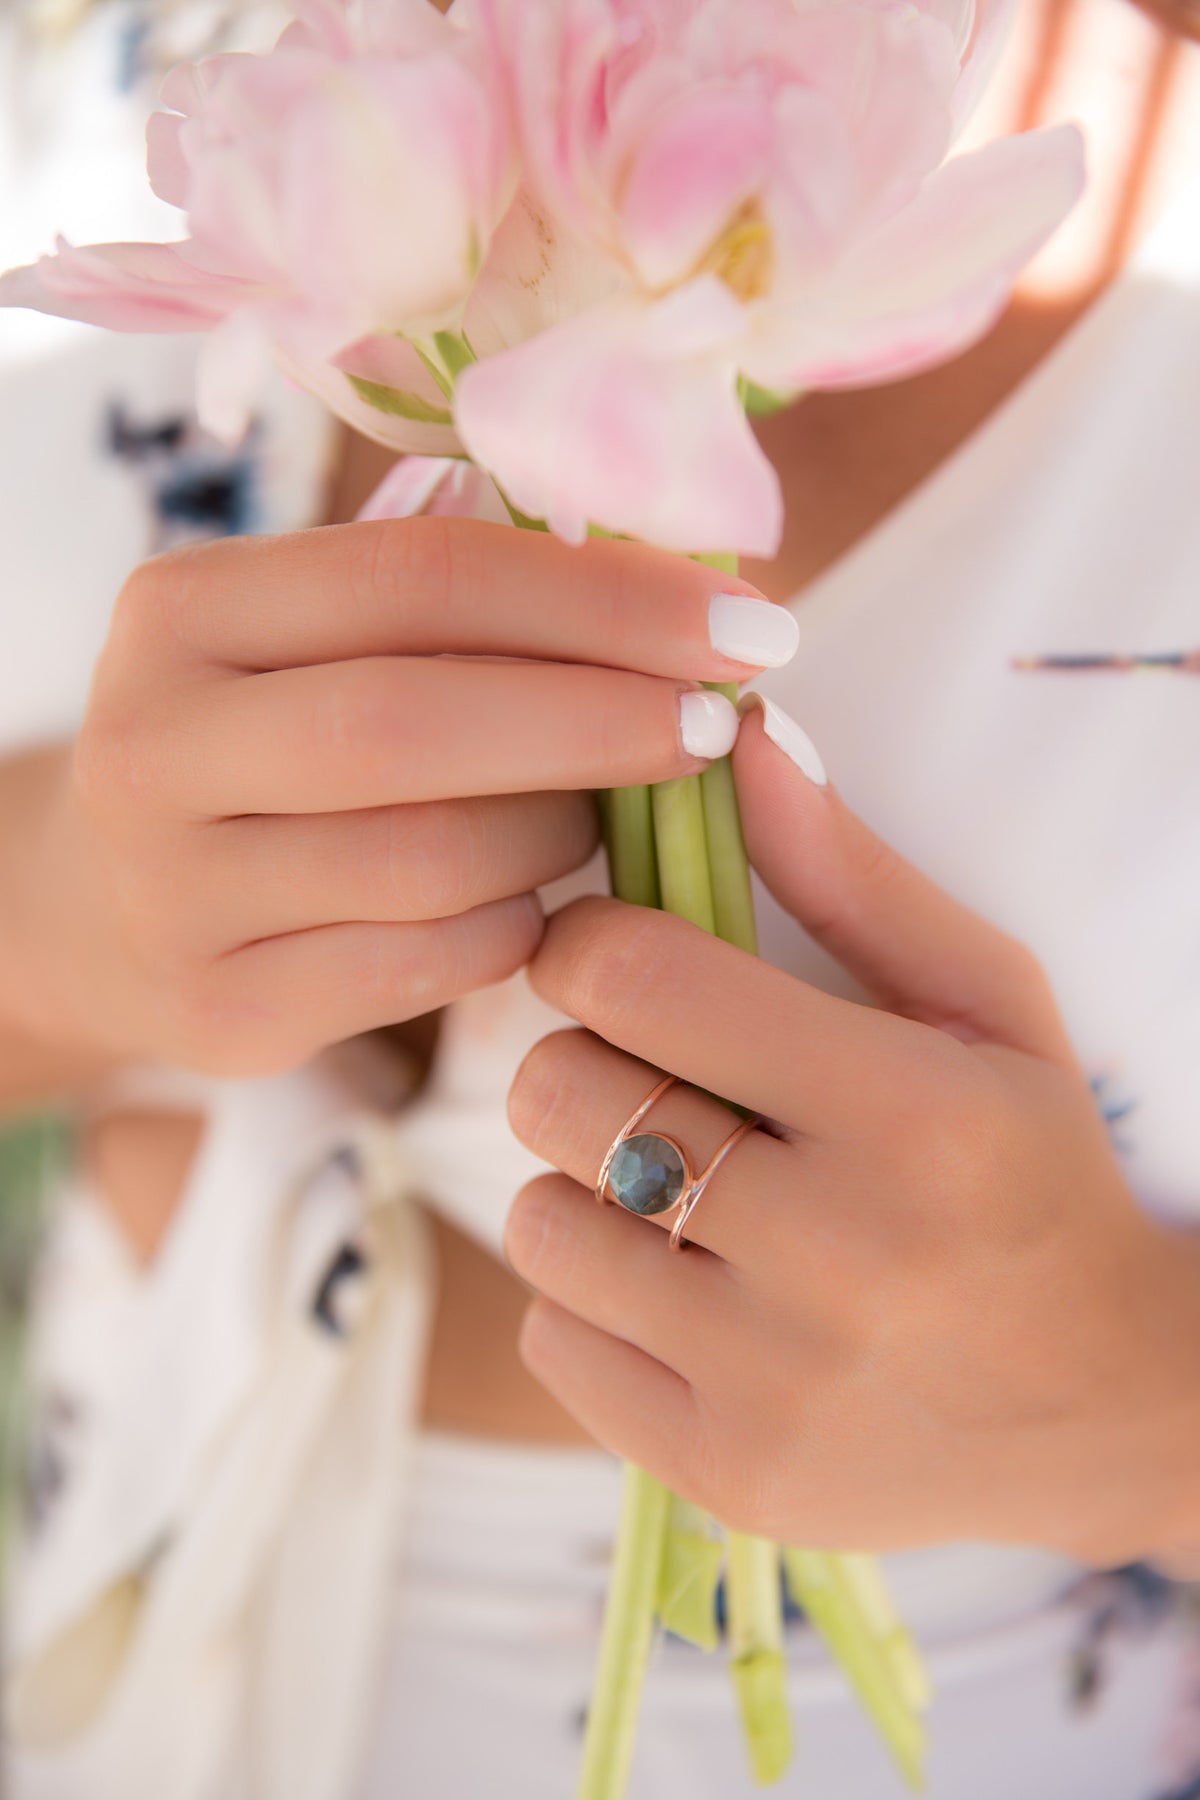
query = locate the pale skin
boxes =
[2,0,1200,1546]
[505,752,1200,1565]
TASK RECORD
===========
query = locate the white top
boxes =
[2,6,1199,1797]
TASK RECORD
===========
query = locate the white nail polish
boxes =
[741,693,827,785]
[709,593,800,668]
[679,689,739,760]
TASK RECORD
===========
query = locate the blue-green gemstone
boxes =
[608,1133,686,1216]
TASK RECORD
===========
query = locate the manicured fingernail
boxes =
[679,689,739,760]
[739,693,827,785]
[709,593,800,668]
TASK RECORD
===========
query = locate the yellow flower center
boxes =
[700,201,774,303]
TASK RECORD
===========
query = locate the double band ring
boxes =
[594,1075,760,1252]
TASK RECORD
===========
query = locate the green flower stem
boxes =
[698,698,757,953]
[726,1535,793,1785]
[582,767,671,1800]
[578,1466,673,1800]
[603,786,661,910]
[783,1550,927,1791]
[699,746,794,1784]
[650,776,715,933]
[695,574,925,1789]
[835,1552,932,1714]
[644,750,793,1783]
[693,625,790,1787]
[658,1496,722,1651]
[581,537,924,1800]
[644,677,794,1784]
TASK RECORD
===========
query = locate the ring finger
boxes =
[180,792,599,950]
[507,1029,797,1268]
[505,1172,742,1380]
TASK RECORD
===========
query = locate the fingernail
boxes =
[739,693,827,785]
[709,593,800,668]
[679,689,739,760]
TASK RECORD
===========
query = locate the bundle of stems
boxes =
[579,563,931,1800]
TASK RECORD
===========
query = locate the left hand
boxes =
[505,700,1200,1566]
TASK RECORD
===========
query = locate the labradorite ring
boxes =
[594,1074,760,1253]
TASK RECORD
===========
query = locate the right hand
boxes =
[9,517,780,1077]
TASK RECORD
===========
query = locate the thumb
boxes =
[733,695,1075,1064]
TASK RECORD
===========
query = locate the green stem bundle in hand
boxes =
[579,566,930,1800]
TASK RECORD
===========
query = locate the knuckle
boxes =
[507,1028,584,1149]
[604,673,683,782]
[849,1044,936,1160]
[458,897,543,992]
[108,552,169,643]
[79,552,223,819]
[996,931,1053,1002]
[848,828,911,910]
[410,802,495,916]
[70,718,116,819]
[375,804,461,918]
[589,675,650,775]
[921,1067,1012,1214]
[511,793,600,891]
[445,804,498,911]
[558,792,603,868]
[991,925,1039,977]
[110,542,217,659]
[517,1292,564,1380]
[72,707,157,822]
[503,1175,560,1280]
[307,658,378,761]
[556,903,663,1036]
[314,661,422,781]
[874,1024,972,1139]
[355,513,455,620]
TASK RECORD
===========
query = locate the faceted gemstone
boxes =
[608,1133,687,1216]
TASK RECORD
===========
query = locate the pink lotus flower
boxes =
[454,0,1084,549]
[0,0,513,443]
[0,0,1084,554]
[355,451,509,523]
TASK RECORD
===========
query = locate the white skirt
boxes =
[360,1432,1200,1800]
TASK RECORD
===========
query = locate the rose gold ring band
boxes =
[667,1112,758,1252]
[594,1073,759,1253]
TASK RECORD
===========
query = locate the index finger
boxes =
[128,515,795,680]
[527,897,952,1137]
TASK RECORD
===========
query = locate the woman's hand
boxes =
[0,519,792,1079]
[505,699,1200,1566]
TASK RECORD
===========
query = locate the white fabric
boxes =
[2,5,1200,1796]
[361,1433,1200,1800]
[8,1076,435,1800]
